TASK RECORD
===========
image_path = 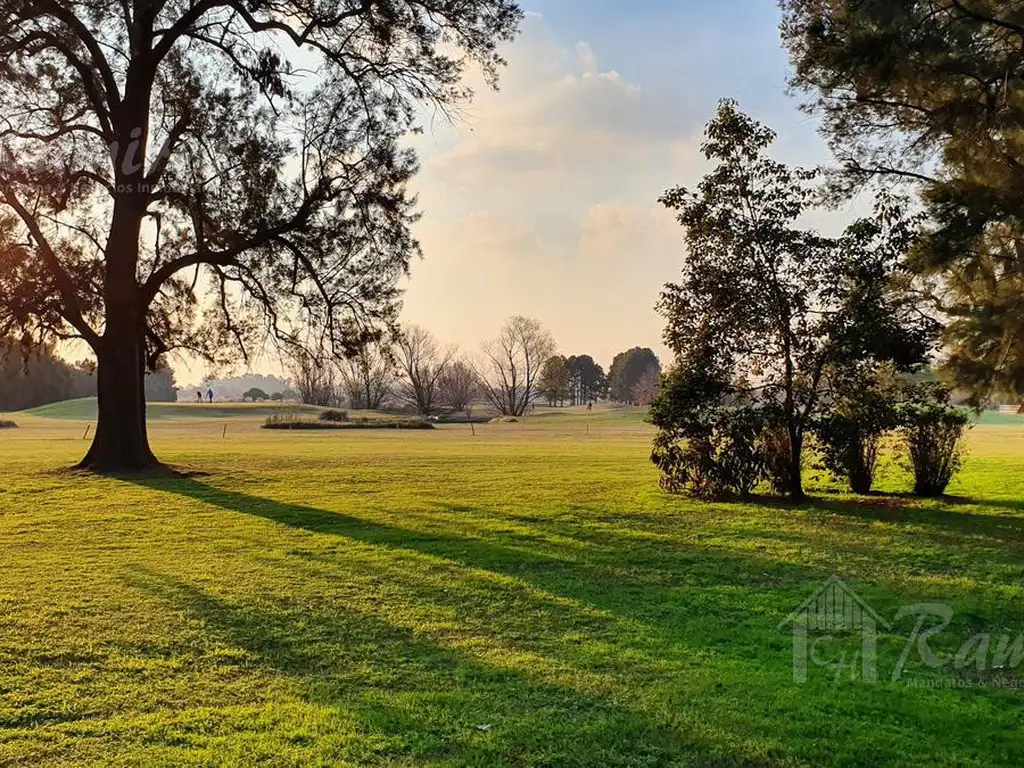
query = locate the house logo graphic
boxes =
[780,575,891,683]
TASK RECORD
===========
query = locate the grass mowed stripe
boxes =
[1,409,1023,765]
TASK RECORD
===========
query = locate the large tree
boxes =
[0,0,522,470]
[565,354,606,405]
[608,347,661,402]
[538,354,569,406]
[780,0,1024,404]
[657,101,936,501]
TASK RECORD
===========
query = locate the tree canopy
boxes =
[780,0,1024,403]
[242,387,269,402]
[0,0,522,469]
[539,355,570,406]
[565,355,606,405]
[608,347,661,402]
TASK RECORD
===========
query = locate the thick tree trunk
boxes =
[77,324,159,472]
[77,193,158,472]
[74,62,159,473]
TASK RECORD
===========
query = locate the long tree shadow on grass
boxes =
[126,475,1024,635]
[128,476,829,630]
[126,569,718,766]
[127,475,852,722]
[121,479,1024,765]
[791,494,1024,544]
[119,480,1024,766]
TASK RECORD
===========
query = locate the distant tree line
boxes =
[279,316,666,419]
[1,339,176,412]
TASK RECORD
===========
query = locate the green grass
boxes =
[1,405,1023,765]
[975,409,1024,426]
[23,397,330,421]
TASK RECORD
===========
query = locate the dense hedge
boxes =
[652,382,971,500]
[264,415,433,430]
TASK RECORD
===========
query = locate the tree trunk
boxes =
[74,68,160,473]
[77,324,159,472]
[77,199,158,472]
[788,427,805,502]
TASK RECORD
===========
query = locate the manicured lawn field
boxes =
[1,406,1023,766]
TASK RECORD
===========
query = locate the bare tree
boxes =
[283,349,341,407]
[340,343,395,410]
[479,316,556,416]
[438,358,480,413]
[395,325,454,415]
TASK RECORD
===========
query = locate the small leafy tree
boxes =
[631,366,661,407]
[651,401,766,498]
[609,347,661,402]
[655,101,936,501]
[897,384,971,497]
[812,367,901,494]
[649,362,764,498]
[243,387,269,402]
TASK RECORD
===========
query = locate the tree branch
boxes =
[0,180,101,349]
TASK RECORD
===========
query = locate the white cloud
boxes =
[576,42,598,76]
[401,13,701,366]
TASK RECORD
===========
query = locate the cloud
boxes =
[576,42,598,75]
[400,13,704,366]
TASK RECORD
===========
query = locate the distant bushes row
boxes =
[263,413,433,430]
[652,383,971,500]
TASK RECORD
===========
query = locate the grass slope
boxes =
[22,398,329,422]
[0,408,1023,765]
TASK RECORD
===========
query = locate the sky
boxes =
[181,1,844,384]
[397,0,836,372]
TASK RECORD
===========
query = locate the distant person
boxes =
[586,402,593,412]
[207,388,214,403]
[196,390,202,403]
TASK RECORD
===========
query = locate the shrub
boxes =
[0,419,17,429]
[651,405,765,498]
[758,426,794,496]
[814,413,883,493]
[896,401,970,497]
[319,409,348,423]
[813,381,899,494]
